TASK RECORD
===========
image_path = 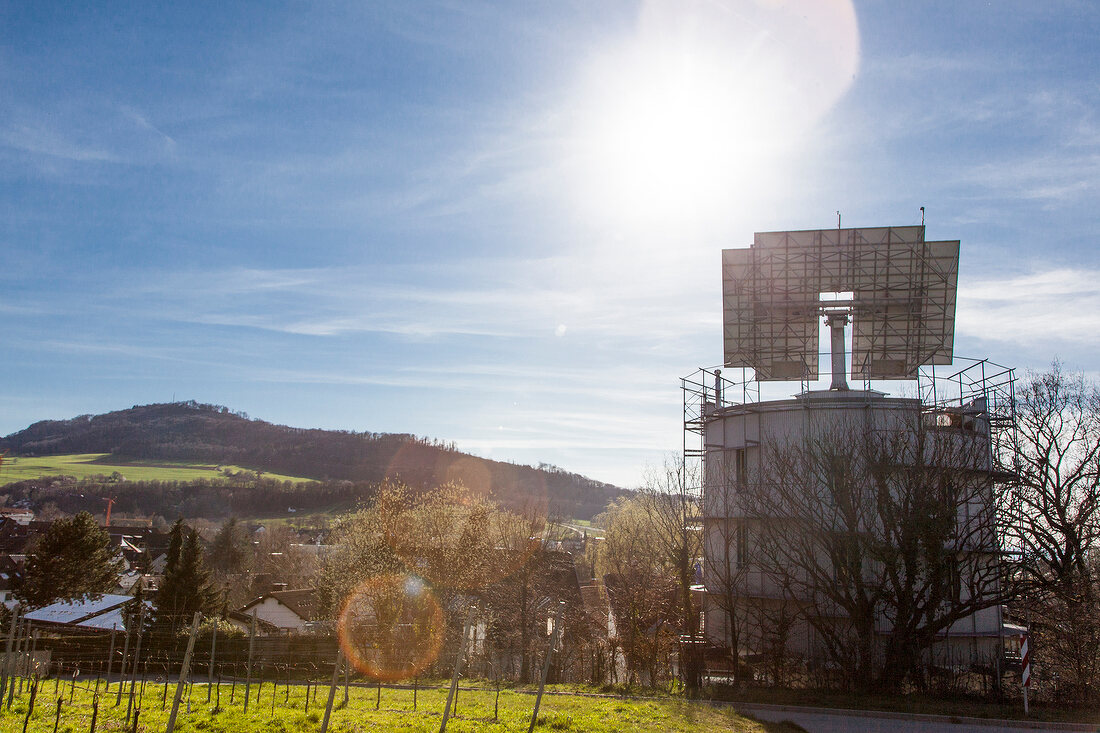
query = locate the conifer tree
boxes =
[163,518,184,579]
[209,517,250,575]
[155,521,215,633]
[16,511,123,608]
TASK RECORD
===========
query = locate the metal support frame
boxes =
[723,225,959,381]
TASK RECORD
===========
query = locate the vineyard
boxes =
[0,610,789,733]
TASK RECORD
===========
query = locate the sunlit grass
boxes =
[0,679,799,732]
[0,453,313,486]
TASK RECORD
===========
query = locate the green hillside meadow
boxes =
[0,680,799,733]
[0,453,312,486]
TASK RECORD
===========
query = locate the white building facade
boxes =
[695,370,1012,682]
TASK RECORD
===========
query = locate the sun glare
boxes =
[570,0,860,229]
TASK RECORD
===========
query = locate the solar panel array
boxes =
[722,226,958,381]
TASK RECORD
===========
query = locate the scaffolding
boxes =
[682,357,1016,499]
[681,366,756,499]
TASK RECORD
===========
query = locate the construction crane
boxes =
[103,496,116,527]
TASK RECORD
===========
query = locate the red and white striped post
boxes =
[1020,632,1031,715]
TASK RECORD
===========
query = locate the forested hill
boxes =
[0,401,625,519]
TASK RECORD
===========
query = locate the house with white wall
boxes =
[238,588,317,634]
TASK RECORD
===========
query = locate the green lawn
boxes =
[0,679,801,732]
[0,453,313,486]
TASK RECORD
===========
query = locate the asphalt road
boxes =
[738,704,1099,733]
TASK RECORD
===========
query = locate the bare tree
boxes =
[319,480,569,682]
[639,462,705,693]
[742,411,1007,693]
[315,481,409,619]
[1001,363,1100,702]
[338,573,446,682]
[599,493,682,686]
[481,505,551,682]
[250,524,322,592]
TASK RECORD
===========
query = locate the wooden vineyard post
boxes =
[439,608,475,733]
[115,622,132,707]
[320,649,344,733]
[125,603,146,723]
[105,625,117,692]
[160,657,169,709]
[19,675,37,733]
[9,613,26,708]
[207,619,217,703]
[494,664,500,722]
[0,604,19,702]
[243,613,256,713]
[138,660,149,709]
[165,612,202,733]
[0,604,19,701]
[528,601,566,733]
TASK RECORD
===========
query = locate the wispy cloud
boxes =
[103,251,718,346]
[0,124,115,162]
[957,268,1100,346]
[863,50,1018,82]
[0,101,187,174]
[957,153,1100,206]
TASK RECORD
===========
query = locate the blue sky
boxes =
[2,1,1098,488]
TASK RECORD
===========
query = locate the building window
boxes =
[733,448,746,486]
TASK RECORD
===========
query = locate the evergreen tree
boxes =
[163,519,184,579]
[209,517,250,575]
[15,511,124,608]
[155,522,215,631]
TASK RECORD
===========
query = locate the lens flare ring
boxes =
[337,573,446,682]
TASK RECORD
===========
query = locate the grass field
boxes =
[0,453,313,487]
[0,679,800,732]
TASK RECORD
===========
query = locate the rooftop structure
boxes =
[722,225,958,382]
[688,223,1016,681]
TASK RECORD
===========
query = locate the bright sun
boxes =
[570,0,860,229]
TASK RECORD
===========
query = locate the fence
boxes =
[0,606,570,732]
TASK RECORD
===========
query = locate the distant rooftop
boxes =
[23,593,148,630]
